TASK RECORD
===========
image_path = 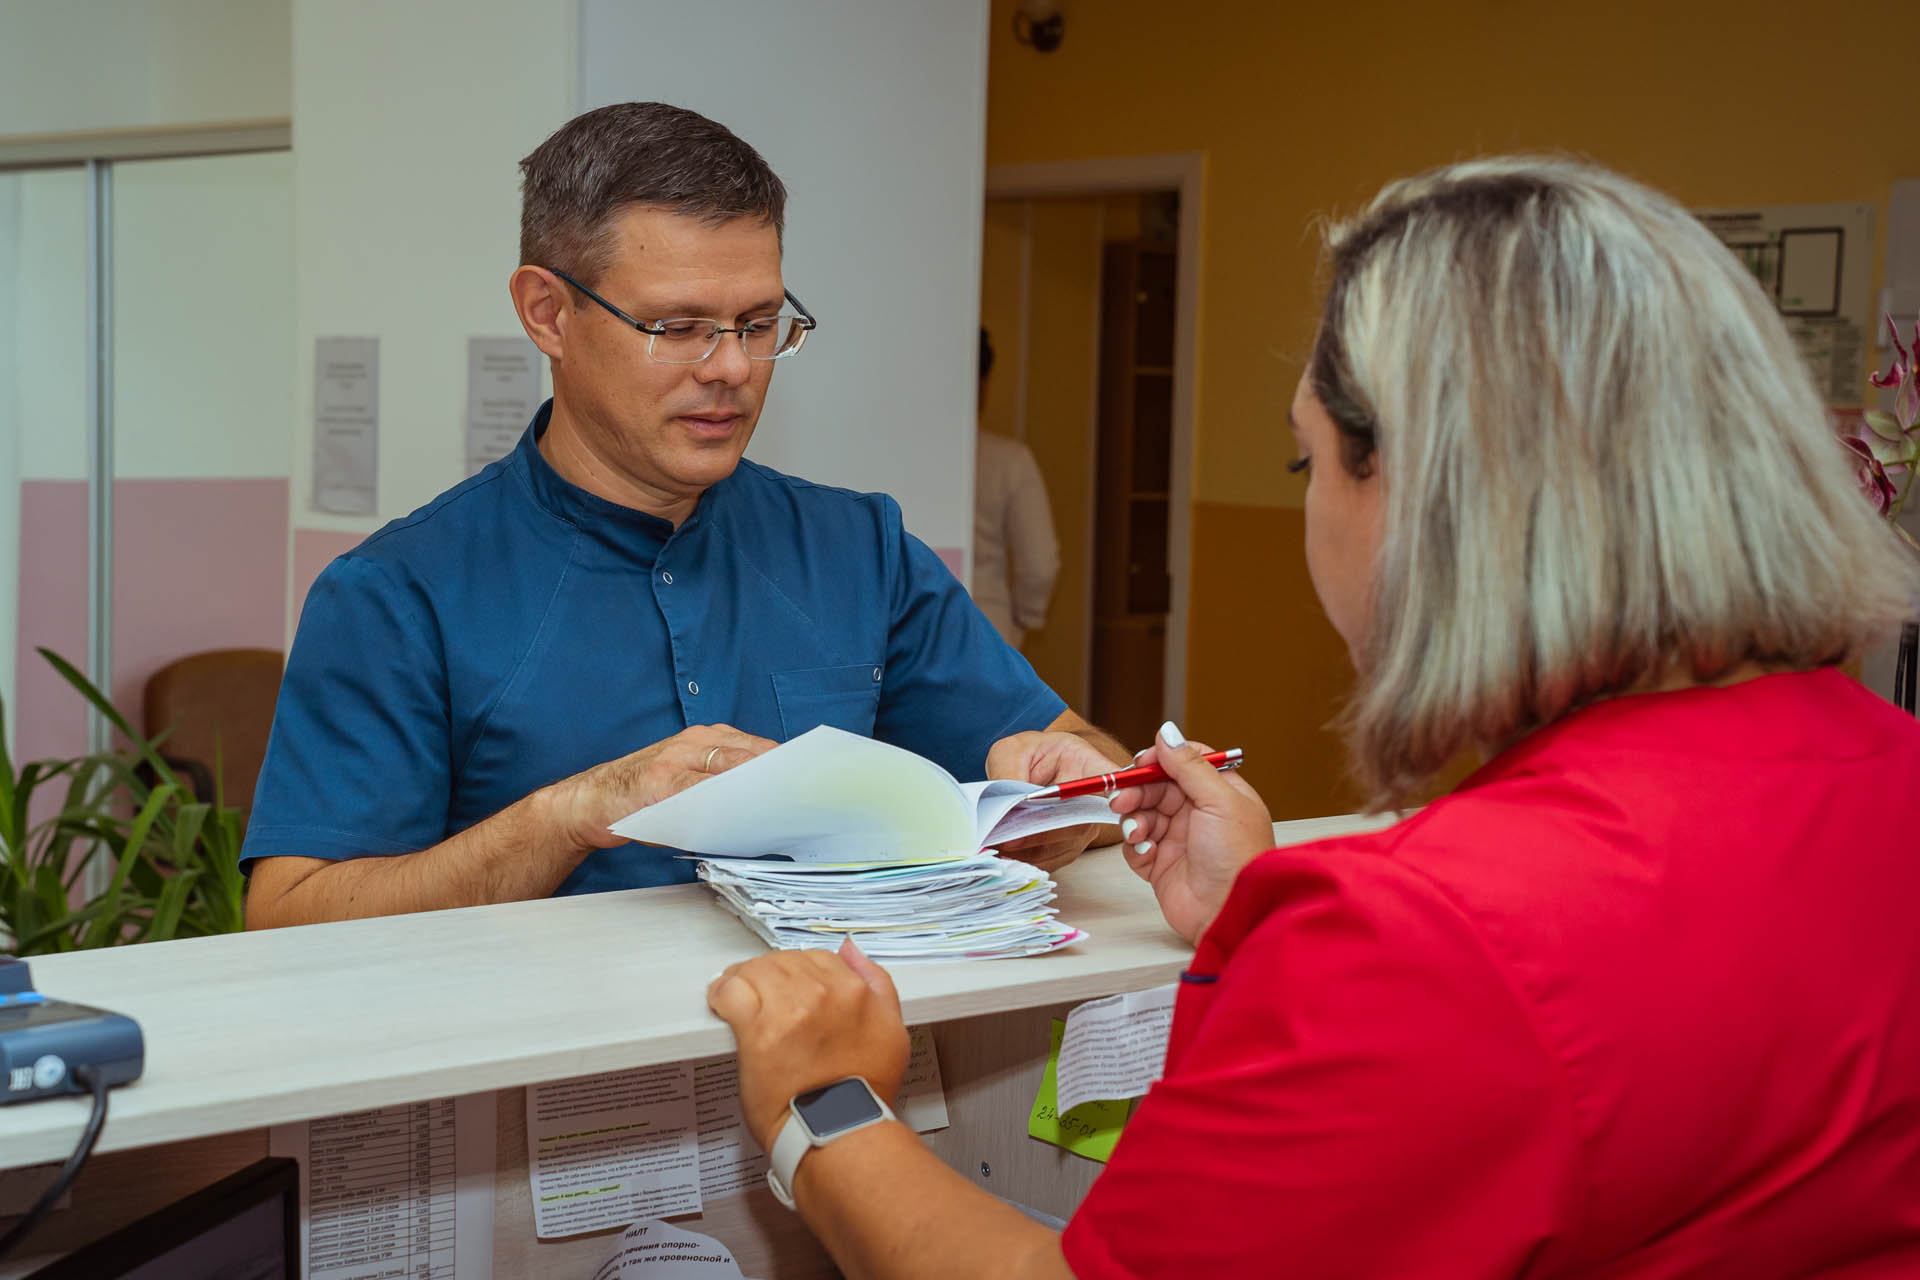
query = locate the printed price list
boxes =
[308,1099,457,1279]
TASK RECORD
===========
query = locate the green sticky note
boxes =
[1028,1019,1131,1162]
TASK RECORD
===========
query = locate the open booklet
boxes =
[608,727,1116,959]
[608,725,1116,862]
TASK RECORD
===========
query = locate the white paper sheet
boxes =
[312,336,378,515]
[1055,984,1177,1115]
[526,1063,700,1238]
[611,726,1112,862]
[465,336,542,476]
[588,1219,749,1280]
[897,1025,950,1132]
[268,1091,495,1280]
[695,853,1087,961]
[692,1056,765,1200]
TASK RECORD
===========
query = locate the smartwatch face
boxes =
[795,1079,884,1138]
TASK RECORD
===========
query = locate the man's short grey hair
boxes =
[1311,156,1918,807]
[519,102,787,284]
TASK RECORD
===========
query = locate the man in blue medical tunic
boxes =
[241,103,1126,926]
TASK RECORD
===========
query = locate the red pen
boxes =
[1022,748,1244,800]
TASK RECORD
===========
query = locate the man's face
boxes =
[553,206,784,510]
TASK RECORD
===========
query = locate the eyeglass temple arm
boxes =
[785,289,818,328]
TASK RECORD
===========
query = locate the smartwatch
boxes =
[765,1075,896,1209]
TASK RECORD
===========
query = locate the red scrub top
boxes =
[1063,669,1920,1278]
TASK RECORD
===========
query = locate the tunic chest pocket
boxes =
[771,663,885,740]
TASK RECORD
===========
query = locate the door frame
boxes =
[985,153,1202,726]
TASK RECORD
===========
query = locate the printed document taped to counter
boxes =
[268,1091,495,1280]
[527,1063,701,1237]
[1055,984,1176,1115]
[590,1218,755,1280]
[544,1034,954,1222]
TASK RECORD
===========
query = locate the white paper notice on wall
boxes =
[312,336,378,514]
[1054,983,1176,1116]
[526,1063,702,1238]
[1695,203,1877,406]
[466,336,543,476]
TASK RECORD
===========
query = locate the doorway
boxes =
[981,155,1201,747]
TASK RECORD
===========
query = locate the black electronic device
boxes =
[23,1157,298,1279]
[0,959,144,1103]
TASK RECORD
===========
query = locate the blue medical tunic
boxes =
[242,404,1066,895]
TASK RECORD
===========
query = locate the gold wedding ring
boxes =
[704,746,723,772]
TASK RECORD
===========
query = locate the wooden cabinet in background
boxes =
[1091,239,1175,750]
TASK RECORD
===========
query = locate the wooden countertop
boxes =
[0,814,1387,1168]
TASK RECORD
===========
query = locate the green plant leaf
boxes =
[80,784,175,949]
[36,648,179,784]
[169,803,210,867]
[149,867,199,941]
[13,897,120,954]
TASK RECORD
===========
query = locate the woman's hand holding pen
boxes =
[1108,721,1275,945]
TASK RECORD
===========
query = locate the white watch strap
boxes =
[764,1078,896,1211]
[765,1112,813,1210]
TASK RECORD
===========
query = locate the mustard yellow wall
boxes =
[986,0,1920,817]
[980,197,1104,710]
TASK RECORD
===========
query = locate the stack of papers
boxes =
[694,853,1087,960]
[611,727,1115,961]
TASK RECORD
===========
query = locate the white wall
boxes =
[0,168,89,752]
[112,151,293,479]
[578,0,989,556]
[288,0,577,534]
[0,0,290,137]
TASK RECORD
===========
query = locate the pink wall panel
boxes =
[13,478,290,768]
[14,480,90,766]
[291,529,366,625]
[109,478,290,728]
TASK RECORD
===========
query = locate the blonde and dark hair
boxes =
[1313,157,1916,807]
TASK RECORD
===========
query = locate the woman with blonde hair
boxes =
[705,157,1920,1277]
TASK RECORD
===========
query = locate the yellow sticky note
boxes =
[1028,1019,1130,1162]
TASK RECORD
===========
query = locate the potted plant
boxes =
[1,649,247,955]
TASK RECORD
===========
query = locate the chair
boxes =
[141,649,285,814]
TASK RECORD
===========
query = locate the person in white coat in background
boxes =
[972,327,1061,648]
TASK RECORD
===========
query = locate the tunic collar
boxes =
[512,400,723,557]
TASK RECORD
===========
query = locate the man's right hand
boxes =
[543,724,778,852]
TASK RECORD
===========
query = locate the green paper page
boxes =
[1028,1019,1130,1162]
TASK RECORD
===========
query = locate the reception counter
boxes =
[0,814,1386,1277]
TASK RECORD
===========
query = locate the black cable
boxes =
[0,1066,110,1262]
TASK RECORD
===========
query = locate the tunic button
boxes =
[872,667,883,682]
[687,680,700,695]
[661,570,674,585]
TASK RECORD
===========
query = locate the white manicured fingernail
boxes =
[1132,841,1153,856]
[1121,817,1140,840]
[1159,721,1185,748]
[1133,746,1153,762]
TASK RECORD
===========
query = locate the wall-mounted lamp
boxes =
[1012,0,1064,53]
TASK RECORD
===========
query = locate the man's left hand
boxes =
[985,711,1130,872]
[707,938,911,1154]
